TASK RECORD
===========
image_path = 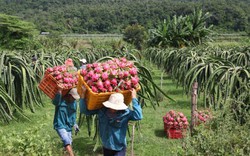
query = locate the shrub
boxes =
[0,124,59,155]
[182,101,250,155]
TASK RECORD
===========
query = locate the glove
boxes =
[74,124,80,135]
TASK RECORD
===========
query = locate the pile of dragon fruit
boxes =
[45,65,78,89]
[163,110,189,129]
[194,109,212,125]
[80,57,139,93]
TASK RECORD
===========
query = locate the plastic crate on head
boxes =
[39,74,70,99]
[77,75,140,110]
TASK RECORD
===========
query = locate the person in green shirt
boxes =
[52,87,80,156]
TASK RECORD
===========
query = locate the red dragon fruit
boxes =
[194,110,212,126]
[80,57,140,93]
[163,110,189,129]
[45,59,78,90]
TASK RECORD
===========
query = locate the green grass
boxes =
[0,65,204,156]
[207,37,250,47]
[128,68,191,156]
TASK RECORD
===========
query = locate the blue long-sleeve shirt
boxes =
[80,98,143,151]
[52,93,77,132]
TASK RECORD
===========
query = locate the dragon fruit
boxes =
[163,110,189,129]
[45,59,78,90]
[194,109,212,126]
[80,57,139,93]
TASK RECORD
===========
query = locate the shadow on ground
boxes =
[166,88,185,95]
[154,129,166,138]
[73,137,103,156]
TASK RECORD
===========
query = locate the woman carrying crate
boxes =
[79,87,143,156]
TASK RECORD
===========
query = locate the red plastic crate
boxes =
[165,128,186,139]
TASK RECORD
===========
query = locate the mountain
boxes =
[0,0,249,34]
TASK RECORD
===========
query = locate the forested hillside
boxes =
[0,0,249,34]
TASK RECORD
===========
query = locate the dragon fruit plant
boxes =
[45,65,78,89]
[163,110,189,129]
[80,57,139,93]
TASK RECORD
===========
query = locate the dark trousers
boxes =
[103,147,126,156]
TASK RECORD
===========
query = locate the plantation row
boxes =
[143,46,250,111]
[1,46,249,123]
[0,49,171,123]
[1,46,249,155]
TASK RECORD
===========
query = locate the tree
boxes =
[123,23,147,50]
[148,9,213,48]
[0,14,39,50]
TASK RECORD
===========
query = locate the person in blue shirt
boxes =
[53,87,80,156]
[79,87,143,156]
